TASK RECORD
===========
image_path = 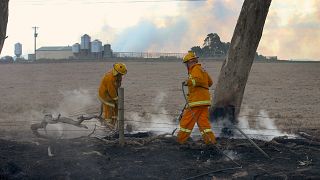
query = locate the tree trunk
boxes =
[210,0,271,127]
[0,0,9,55]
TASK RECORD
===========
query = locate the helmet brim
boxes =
[183,57,199,63]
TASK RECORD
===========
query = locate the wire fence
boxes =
[0,122,318,132]
[0,93,319,139]
[0,107,319,123]
[59,102,316,118]
[0,111,318,123]
[0,109,319,135]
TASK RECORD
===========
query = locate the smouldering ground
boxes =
[0,60,320,179]
[0,60,319,140]
[1,136,320,179]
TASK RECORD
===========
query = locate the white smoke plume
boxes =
[96,0,320,60]
[211,109,296,141]
[126,92,178,135]
[54,89,97,117]
[34,89,100,139]
[98,0,242,53]
[0,88,100,140]
[236,110,295,141]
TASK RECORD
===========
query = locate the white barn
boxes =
[36,46,73,60]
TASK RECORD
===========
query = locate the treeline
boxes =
[190,33,275,61]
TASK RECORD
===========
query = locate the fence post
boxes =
[118,87,125,146]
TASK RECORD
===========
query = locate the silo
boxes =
[80,34,91,50]
[103,44,113,58]
[72,43,80,53]
[91,39,102,53]
[104,44,111,51]
[14,43,22,57]
[91,39,102,59]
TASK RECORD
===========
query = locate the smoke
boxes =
[259,0,320,60]
[236,109,294,141]
[44,89,101,139]
[0,109,45,141]
[211,108,295,141]
[96,0,320,60]
[126,92,177,135]
[54,89,97,117]
[19,89,99,140]
[98,0,242,52]
[112,18,189,52]
[4,0,320,60]
[44,123,64,139]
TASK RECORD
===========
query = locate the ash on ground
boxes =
[0,135,319,179]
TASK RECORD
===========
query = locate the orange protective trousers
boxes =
[103,104,118,126]
[177,106,216,144]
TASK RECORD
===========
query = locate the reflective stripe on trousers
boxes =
[188,100,211,107]
[180,127,192,133]
[177,106,216,144]
[200,128,212,135]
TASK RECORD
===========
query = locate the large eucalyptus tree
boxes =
[211,0,272,127]
[0,0,9,55]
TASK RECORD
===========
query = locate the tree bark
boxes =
[210,0,271,125]
[0,0,9,55]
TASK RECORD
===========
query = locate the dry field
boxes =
[0,60,320,179]
[0,60,319,140]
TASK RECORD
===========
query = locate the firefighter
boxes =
[98,63,127,127]
[177,51,216,144]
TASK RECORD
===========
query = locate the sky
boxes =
[1,0,320,60]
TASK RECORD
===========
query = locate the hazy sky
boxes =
[2,0,320,60]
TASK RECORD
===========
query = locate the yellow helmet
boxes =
[112,63,127,76]
[183,51,198,63]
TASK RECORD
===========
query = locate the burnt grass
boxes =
[0,136,319,180]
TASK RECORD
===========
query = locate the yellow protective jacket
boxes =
[98,71,118,108]
[186,63,213,107]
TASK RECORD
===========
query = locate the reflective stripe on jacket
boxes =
[98,71,118,107]
[186,63,213,107]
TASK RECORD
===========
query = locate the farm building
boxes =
[36,46,73,60]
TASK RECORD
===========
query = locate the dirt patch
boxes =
[0,136,319,179]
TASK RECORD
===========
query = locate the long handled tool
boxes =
[233,125,271,159]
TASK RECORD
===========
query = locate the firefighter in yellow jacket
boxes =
[177,51,217,144]
[98,63,127,127]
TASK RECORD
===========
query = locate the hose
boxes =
[99,103,103,117]
[172,82,189,135]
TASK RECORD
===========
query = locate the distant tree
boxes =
[200,33,229,57]
[191,32,268,59]
[203,33,221,47]
[190,46,202,57]
[224,42,231,54]
[0,0,9,55]
[255,52,267,60]
[269,56,277,61]
[0,56,13,63]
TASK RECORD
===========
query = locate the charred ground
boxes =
[0,135,319,179]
